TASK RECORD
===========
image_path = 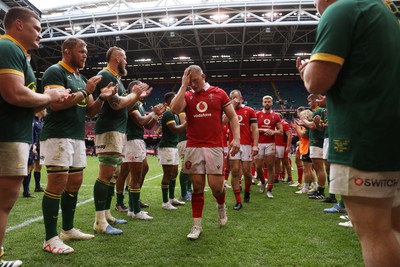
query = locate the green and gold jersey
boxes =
[177,112,187,142]
[311,0,400,171]
[41,62,87,140]
[309,108,325,148]
[0,35,37,143]
[93,68,128,134]
[158,108,178,148]
[126,103,145,141]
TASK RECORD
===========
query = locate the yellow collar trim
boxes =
[104,67,118,77]
[58,61,77,74]
[0,35,28,55]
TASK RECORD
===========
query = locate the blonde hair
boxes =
[300,109,313,121]
[263,95,273,101]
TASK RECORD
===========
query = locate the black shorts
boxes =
[300,151,312,163]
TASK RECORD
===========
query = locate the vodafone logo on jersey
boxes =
[238,115,243,123]
[263,119,270,125]
[196,101,208,112]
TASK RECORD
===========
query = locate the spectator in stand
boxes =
[297,0,400,265]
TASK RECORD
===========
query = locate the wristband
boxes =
[80,89,89,98]
[150,112,159,120]
[98,95,105,102]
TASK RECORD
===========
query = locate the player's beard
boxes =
[118,62,127,76]
[71,56,84,69]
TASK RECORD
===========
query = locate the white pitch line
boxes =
[6,173,163,233]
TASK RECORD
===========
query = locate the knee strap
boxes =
[69,166,85,174]
[46,165,69,174]
[98,155,123,167]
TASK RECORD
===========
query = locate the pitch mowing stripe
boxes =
[6,173,163,232]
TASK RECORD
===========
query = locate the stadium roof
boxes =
[2,0,400,85]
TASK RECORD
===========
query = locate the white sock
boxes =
[193,218,202,227]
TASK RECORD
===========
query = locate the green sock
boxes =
[116,192,124,206]
[105,183,115,210]
[339,198,345,208]
[61,191,78,231]
[179,172,188,198]
[169,178,176,199]
[42,191,61,240]
[128,187,133,211]
[94,179,109,211]
[161,182,169,203]
[129,188,141,213]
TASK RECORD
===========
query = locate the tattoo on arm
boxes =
[108,94,121,109]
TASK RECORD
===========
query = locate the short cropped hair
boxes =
[128,80,142,91]
[3,7,40,30]
[61,38,87,56]
[229,89,242,98]
[164,92,176,104]
[106,47,125,63]
[263,95,273,101]
[186,65,203,75]
[307,94,318,100]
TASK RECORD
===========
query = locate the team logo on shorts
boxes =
[196,101,208,112]
[185,161,192,169]
[354,177,364,186]
[354,177,398,187]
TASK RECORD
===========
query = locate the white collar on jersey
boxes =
[203,82,211,91]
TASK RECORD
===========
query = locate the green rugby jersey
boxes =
[158,108,179,148]
[93,68,128,134]
[0,35,37,143]
[41,62,87,140]
[126,103,145,141]
[309,108,325,148]
[311,0,400,171]
[177,112,187,142]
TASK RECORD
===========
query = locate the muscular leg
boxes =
[230,159,242,205]
[343,196,400,267]
[0,176,23,249]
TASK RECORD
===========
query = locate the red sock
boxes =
[251,166,256,176]
[233,189,242,203]
[263,168,268,179]
[297,166,303,184]
[191,193,204,218]
[224,168,230,181]
[267,184,273,190]
[213,189,226,205]
[280,171,284,179]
